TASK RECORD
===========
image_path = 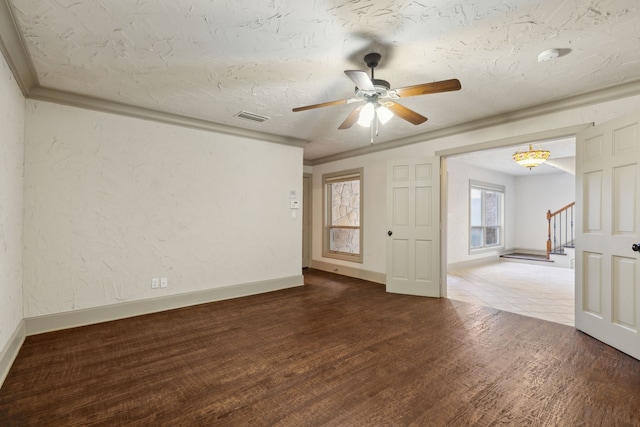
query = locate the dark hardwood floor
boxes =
[1,269,639,426]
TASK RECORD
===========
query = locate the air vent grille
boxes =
[234,111,270,123]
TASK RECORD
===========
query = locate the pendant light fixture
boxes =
[513,144,551,170]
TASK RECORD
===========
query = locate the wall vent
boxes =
[234,111,270,123]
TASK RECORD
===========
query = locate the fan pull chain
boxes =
[370,120,375,144]
[371,111,379,144]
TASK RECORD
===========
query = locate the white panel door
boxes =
[576,110,640,360]
[386,158,440,297]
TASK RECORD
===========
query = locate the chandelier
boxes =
[512,144,551,170]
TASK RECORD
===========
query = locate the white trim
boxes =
[436,124,592,158]
[25,275,303,336]
[302,173,312,269]
[311,260,385,284]
[312,120,596,166]
[0,4,308,149]
[322,168,364,263]
[0,0,37,95]
[0,320,25,387]
[28,87,308,149]
[447,254,500,271]
[0,0,636,165]
[469,182,505,252]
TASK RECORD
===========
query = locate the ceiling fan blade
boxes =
[338,105,365,130]
[386,102,428,125]
[344,70,375,91]
[394,78,461,98]
[292,98,353,112]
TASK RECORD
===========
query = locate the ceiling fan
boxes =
[292,53,461,138]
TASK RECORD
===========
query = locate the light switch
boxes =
[290,200,299,209]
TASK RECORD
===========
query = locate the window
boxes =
[470,181,504,251]
[323,168,363,263]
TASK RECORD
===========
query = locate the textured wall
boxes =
[0,53,25,352]
[23,101,302,317]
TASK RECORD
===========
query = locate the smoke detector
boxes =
[537,49,560,62]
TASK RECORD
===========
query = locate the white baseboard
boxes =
[0,320,25,388]
[25,275,304,336]
[310,260,386,284]
[447,254,500,271]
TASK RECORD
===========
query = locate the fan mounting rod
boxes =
[364,52,381,81]
[355,53,392,99]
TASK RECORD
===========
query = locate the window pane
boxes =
[323,169,363,262]
[470,227,483,248]
[485,226,499,246]
[470,188,482,226]
[485,191,500,226]
[331,180,360,227]
[469,183,504,252]
[330,228,360,254]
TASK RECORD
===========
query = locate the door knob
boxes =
[633,243,640,252]
[388,230,393,236]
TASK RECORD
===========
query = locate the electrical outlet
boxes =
[151,278,160,289]
[160,277,168,288]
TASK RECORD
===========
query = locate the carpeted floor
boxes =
[448,261,574,325]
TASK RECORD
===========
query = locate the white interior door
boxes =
[576,110,640,360]
[386,158,440,297]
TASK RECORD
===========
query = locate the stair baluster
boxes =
[546,202,575,259]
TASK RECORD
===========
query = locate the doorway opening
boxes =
[442,136,576,326]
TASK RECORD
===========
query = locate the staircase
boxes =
[547,202,575,268]
[500,201,576,269]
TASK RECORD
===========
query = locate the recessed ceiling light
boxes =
[538,49,560,62]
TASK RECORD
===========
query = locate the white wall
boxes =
[0,54,25,356]
[310,94,640,277]
[446,158,516,266]
[23,101,303,317]
[514,172,575,251]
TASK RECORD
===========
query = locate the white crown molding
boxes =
[308,79,640,165]
[29,86,308,148]
[2,0,640,163]
[0,0,37,95]
[0,2,308,148]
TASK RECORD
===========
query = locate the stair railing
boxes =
[546,202,575,259]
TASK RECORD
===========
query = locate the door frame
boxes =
[436,124,592,298]
[302,173,312,269]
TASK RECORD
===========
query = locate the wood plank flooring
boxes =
[1,269,639,426]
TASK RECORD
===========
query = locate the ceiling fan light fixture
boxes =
[377,105,393,124]
[513,144,551,170]
[358,102,375,127]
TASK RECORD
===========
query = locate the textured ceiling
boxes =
[4,0,640,162]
